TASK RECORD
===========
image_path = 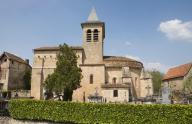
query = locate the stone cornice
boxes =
[79,64,105,67]
[32,67,56,69]
[101,83,130,89]
[81,21,105,27]
[34,46,83,52]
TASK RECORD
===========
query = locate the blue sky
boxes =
[0,0,192,73]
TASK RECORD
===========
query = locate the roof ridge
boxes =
[4,51,24,61]
[169,62,192,70]
[163,62,192,80]
[34,46,83,51]
[103,55,140,62]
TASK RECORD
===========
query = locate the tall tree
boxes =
[149,70,164,95]
[23,69,31,90]
[44,43,82,101]
[183,73,192,93]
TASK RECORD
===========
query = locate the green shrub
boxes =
[8,99,192,124]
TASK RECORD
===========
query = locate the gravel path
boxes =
[0,116,65,124]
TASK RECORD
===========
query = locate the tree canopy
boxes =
[23,69,31,90]
[148,70,164,95]
[44,43,82,101]
[183,72,192,93]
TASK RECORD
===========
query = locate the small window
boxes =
[86,29,92,42]
[4,59,7,62]
[44,56,46,59]
[93,29,99,41]
[113,90,118,97]
[38,56,40,59]
[112,77,117,84]
[50,55,52,58]
[90,74,93,84]
[11,60,14,64]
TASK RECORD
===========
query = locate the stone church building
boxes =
[31,8,153,102]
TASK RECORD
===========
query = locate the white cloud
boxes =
[125,41,132,46]
[159,19,192,42]
[144,62,168,73]
[125,55,141,61]
[125,55,169,73]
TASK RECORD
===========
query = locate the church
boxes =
[31,8,153,103]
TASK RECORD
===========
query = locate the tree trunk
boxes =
[63,88,73,101]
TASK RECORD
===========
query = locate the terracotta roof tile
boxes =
[163,63,192,80]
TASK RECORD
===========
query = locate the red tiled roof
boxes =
[163,63,192,80]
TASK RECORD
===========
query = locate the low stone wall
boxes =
[11,90,31,98]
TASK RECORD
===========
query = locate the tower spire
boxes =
[87,7,99,21]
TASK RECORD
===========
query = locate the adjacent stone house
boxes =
[31,8,153,102]
[163,63,192,91]
[0,52,31,91]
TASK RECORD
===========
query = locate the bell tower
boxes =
[81,8,105,64]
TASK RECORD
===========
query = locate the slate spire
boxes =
[87,7,99,21]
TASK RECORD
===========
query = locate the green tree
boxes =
[183,73,192,93]
[44,43,82,101]
[23,69,31,90]
[149,70,164,95]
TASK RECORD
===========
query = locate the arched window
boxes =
[86,29,91,42]
[90,74,93,84]
[93,29,99,41]
[113,77,117,84]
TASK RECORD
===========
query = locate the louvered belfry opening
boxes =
[93,29,99,42]
[86,29,92,42]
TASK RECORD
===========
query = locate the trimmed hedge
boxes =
[9,99,192,124]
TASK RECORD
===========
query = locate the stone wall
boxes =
[31,50,83,100]
[130,68,141,97]
[102,89,129,103]
[73,65,105,102]
[140,78,153,97]
[0,56,31,91]
[82,25,104,64]
[105,67,122,84]
[0,57,10,90]
[164,77,184,91]
[11,90,31,98]
[8,60,30,90]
